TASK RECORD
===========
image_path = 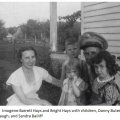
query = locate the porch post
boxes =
[50,2,57,52]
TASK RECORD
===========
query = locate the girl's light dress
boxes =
[58,78,82,105]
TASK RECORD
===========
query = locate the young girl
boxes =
[58,60,87,105]
[90,50,120,105]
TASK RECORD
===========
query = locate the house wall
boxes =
[81,2,120,56]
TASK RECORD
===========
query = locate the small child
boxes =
[60,37,81,82]
[59,60,87,105]
[91,50,120,105]
[60,37,88,105]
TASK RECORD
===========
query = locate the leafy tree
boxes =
[40,20,50,39]
[12,27,24,41]
[0,20,7,40]
[57,10,81,51]
[26,19,40,39]
[20,19,50,42]
[59,10,81,27]
[7,27,17,35]
[20,24,27,39]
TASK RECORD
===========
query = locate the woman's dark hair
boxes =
[91,50,118,76]
[17,46,37,63]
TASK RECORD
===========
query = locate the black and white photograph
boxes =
[0,1,120,119]
[0,1,81,106]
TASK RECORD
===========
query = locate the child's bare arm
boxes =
[60,60,68,82]
[72,78,82,97]
[72,78,88,97]
[72,84,80,97]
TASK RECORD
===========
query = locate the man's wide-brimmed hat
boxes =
[79,32,108,50]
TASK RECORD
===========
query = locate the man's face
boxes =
[84,47,100,63]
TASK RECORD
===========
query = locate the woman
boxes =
[90,51,120,105]
[6,46,61,106]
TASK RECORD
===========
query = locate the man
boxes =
[79,32,108,104]
[80,32,108,79]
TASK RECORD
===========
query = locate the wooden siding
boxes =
[81,2,120,57]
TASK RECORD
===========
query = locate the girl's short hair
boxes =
[91,50,118,76]
[68,60,81,77]
[17,46,37,63]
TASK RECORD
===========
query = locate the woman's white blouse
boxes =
[6,66,52,105]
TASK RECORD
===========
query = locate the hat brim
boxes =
[80,38,108,50]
